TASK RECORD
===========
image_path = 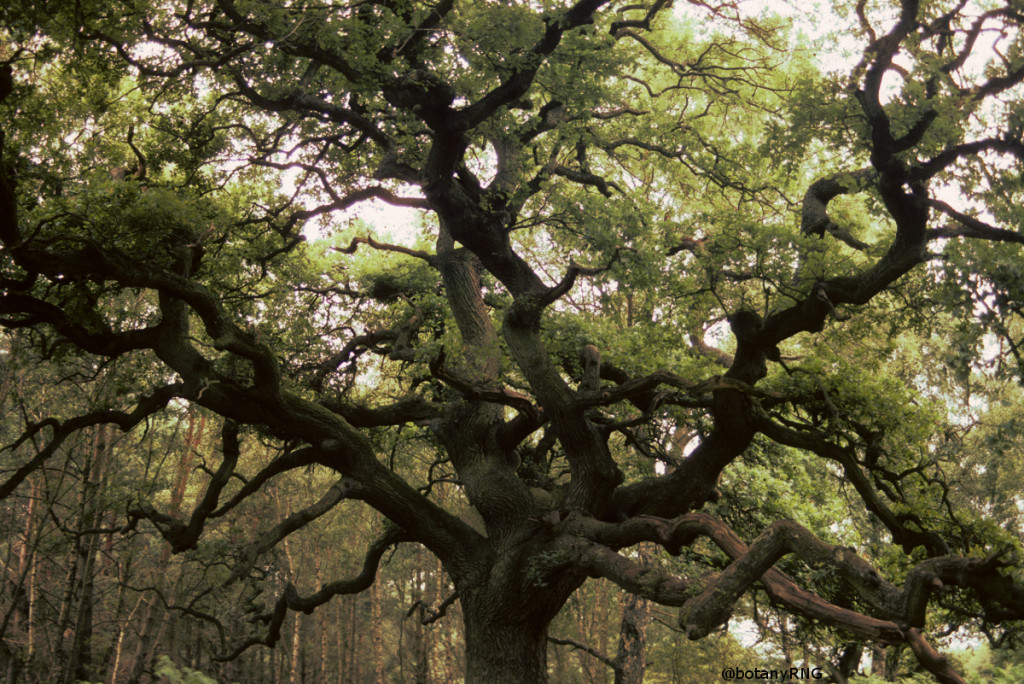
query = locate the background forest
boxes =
[4,0,1024,682]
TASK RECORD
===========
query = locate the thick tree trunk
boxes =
[463,617,549,684]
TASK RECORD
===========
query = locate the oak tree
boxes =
[4,0,1024,681]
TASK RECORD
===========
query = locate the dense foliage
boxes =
[3,0,1024,682]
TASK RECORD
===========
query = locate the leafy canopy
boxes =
[3,0,1024,681]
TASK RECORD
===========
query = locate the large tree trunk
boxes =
[463,616,549,684]
[459,567,585,684]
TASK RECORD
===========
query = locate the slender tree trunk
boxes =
[413,617,428,684]
[100,568,127,682]
[287,613,302,684]
[871,644,887,678]
[64,530,100,684]
[61,425,110,684]
[433,556,457,684]
[830,642,862,684]
[2,476,39,684]
[412,567,429,684]
[26,540,37,677]
[614,591,649,684]
[291,637,302,684]
[779,614,793,671]
[553,638,567,684]
[615,545,651,684]
[371,578,384,683]
[313,548,330,684]
[318,612,329,684]
[54,533,79,680]
[126,410,204,683]
[280,535,302,684]
[573,593,598,683]
[884,644,902,681]
[123,593,159,678]
[110,595,144,684]
[344,594,357,681]
[597,588,611,684]
[335,600,344,684]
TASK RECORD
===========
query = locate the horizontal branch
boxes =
[574,371,785,411]
[331,235,436,263]
[211,447,320,518]
[0,384,183,500]
[755,414,950,555]
[548,636,619,672]
[229,478,365,583]
[911,138,1024,182]
[926,199,1024,245]
[539,248,631,309]
[218,524,410,660]
[429,353,541,421]
[320,395,440,428]
[0,292,165,357]
[567,510,1013,682]
[549,165,622,197]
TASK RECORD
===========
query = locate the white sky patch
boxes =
[346,200,427,246]
[278,166,427,245]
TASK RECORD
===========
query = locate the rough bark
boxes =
[4,1,1024,682]
[463,616,549,684]
[615,592,650,684]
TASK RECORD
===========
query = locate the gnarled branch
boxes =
[218,523,410,660]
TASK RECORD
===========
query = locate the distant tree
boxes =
[3,1,1024,682]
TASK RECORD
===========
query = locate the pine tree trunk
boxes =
[3,476,38,684]
[280,535,302,684]
[125,410,203,683]
[314,550,330,684]
[335,600,344,684]
[614,592,649,684]
[126,602,157,679]
[61,425,110,684]
[26,546,37,677]
[412,567,429,684]
[615,545,651,684]
[110,594,144,684]
[371,579,384,683]
[288,613,302,684]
